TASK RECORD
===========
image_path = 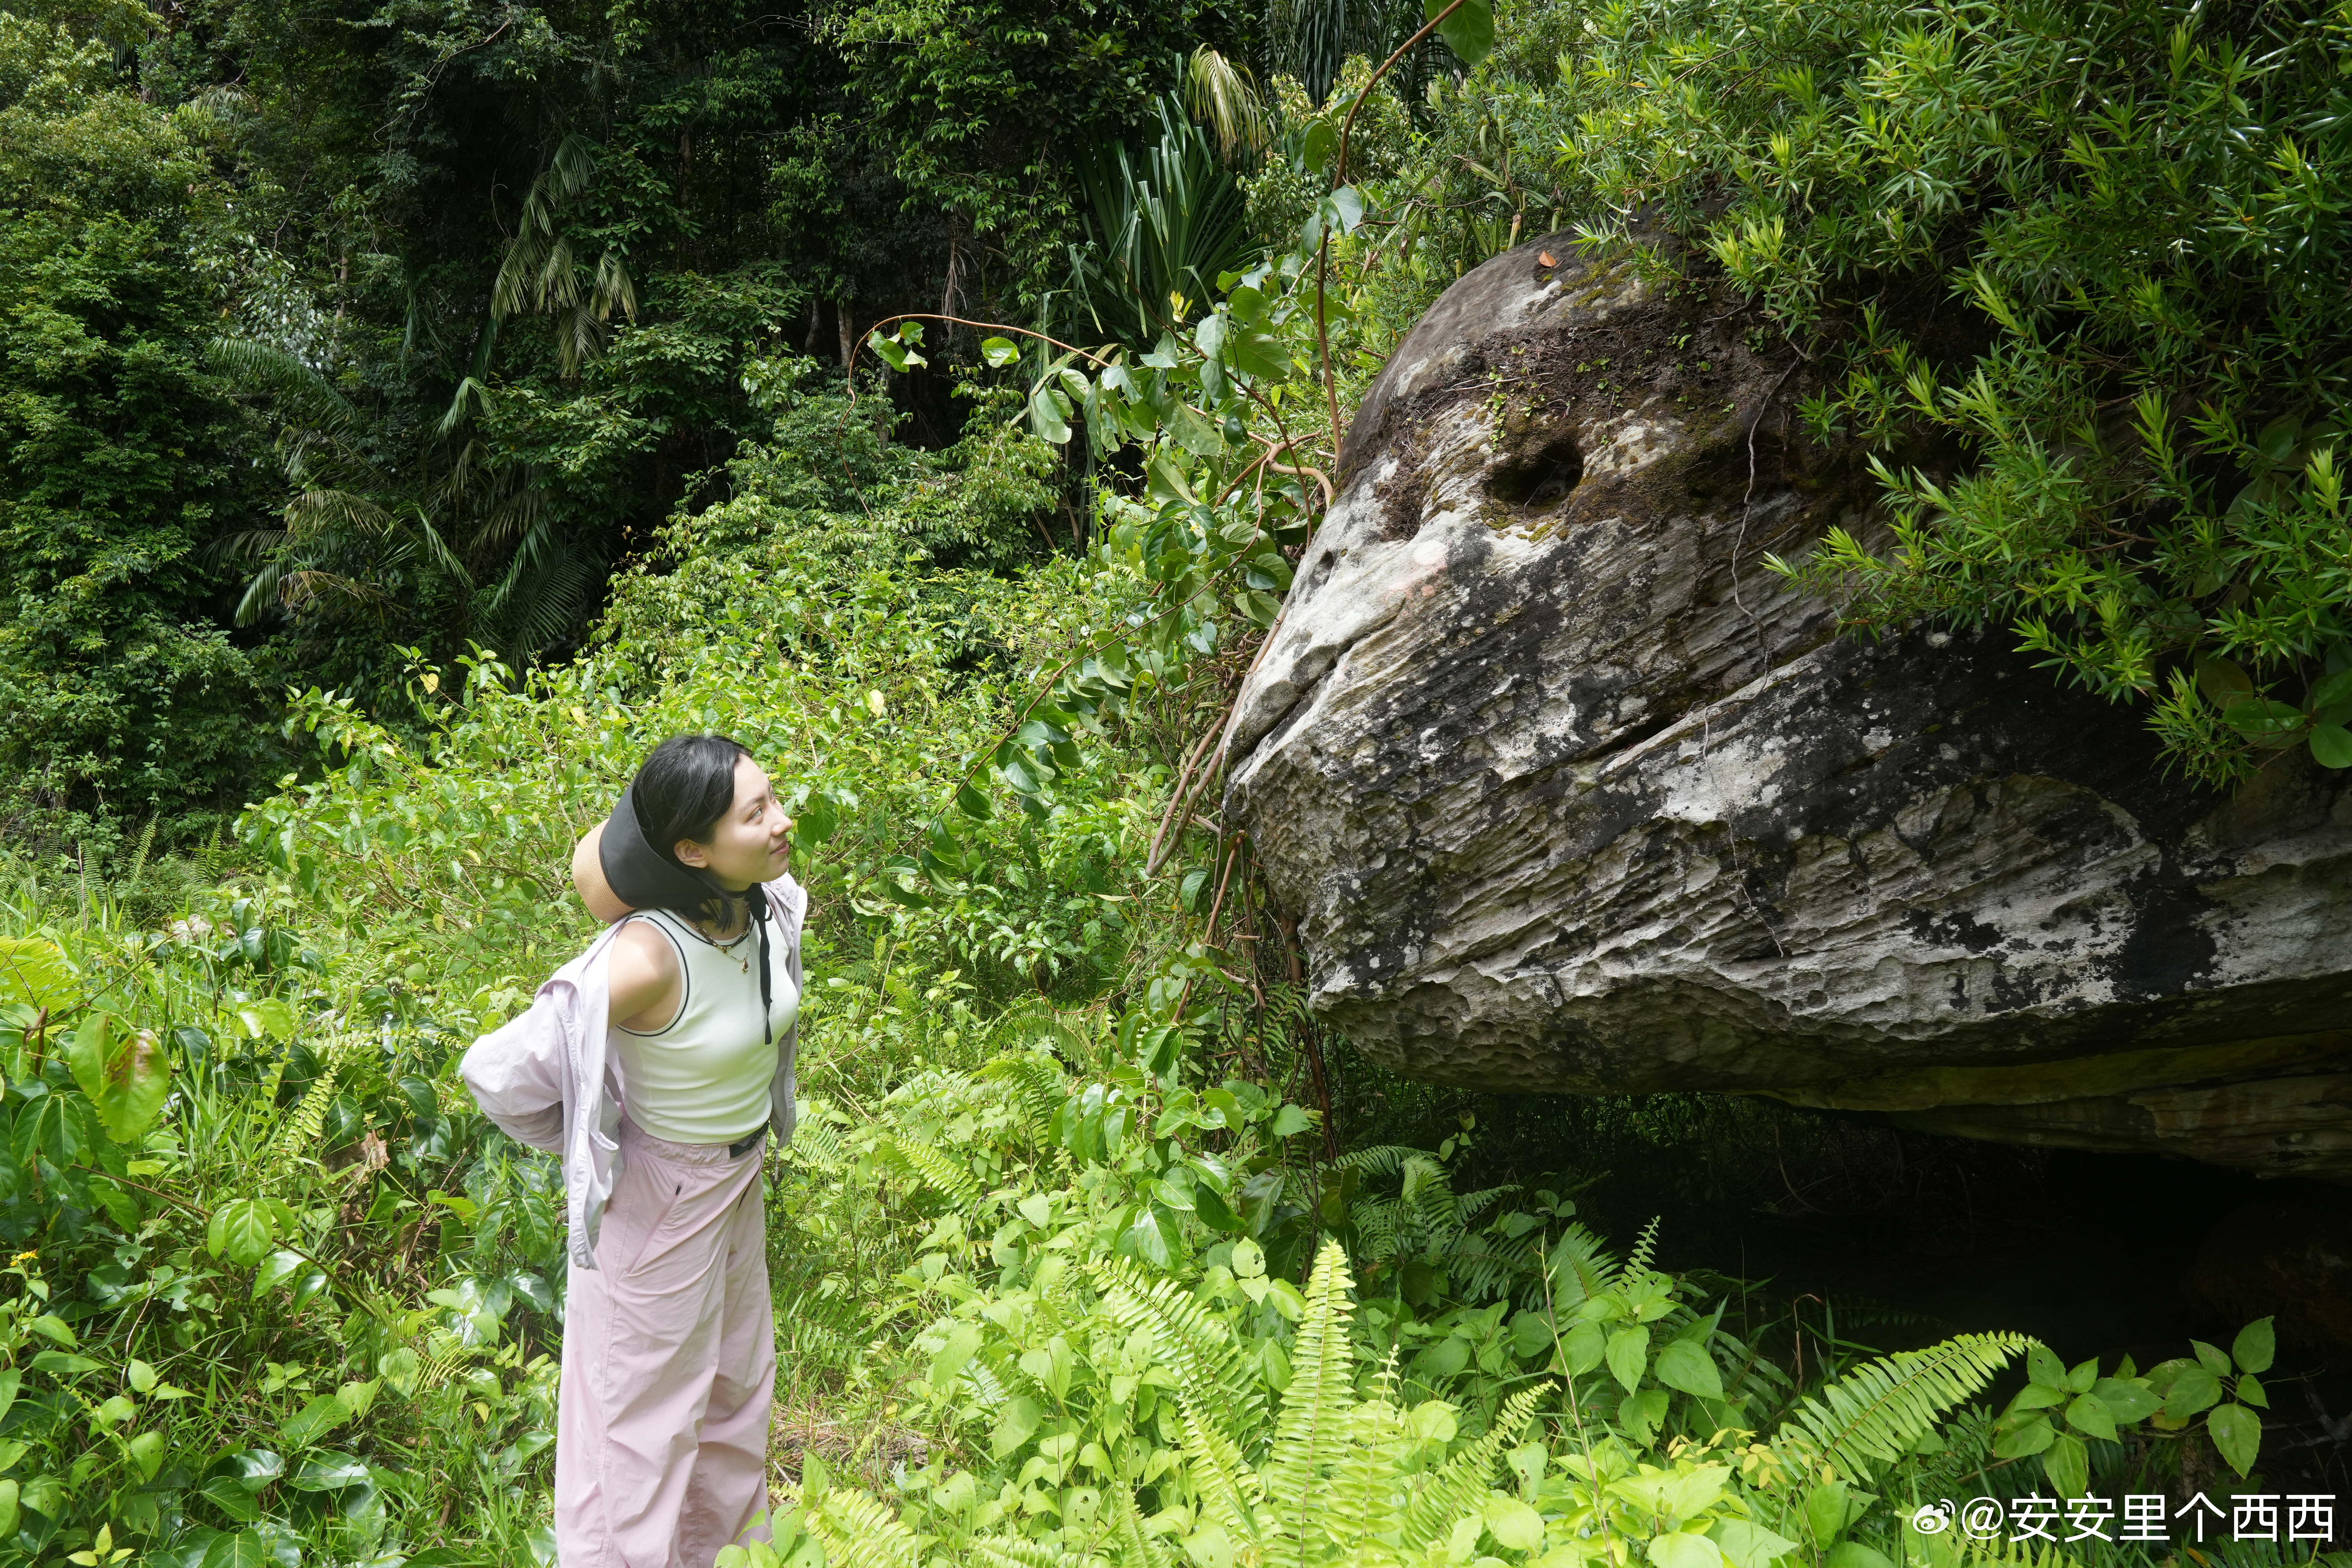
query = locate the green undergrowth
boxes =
[0,503,2314,1568]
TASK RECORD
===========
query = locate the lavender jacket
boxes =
[458,875,808,1270]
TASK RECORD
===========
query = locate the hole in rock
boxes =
[1487,432,1584,509]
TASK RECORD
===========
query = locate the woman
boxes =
[462,734,807,1568]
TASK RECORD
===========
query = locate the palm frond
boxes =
[1184,46,1269,159]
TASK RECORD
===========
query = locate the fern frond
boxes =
[1626,1217,1663,1275]
[1448,1231,1541,1305]
[1091,1257,1269,1446]
[1454,1185,1514,1223]
[1772,1331,2033,1484]
[1348,1197,1404,1259]
[781,1113,848,1173]
[1260,1241,1362,1553]
[1546,1223,1620,1306]
[1398,1381,1551,1552]
[1105,1474,1177,1568]
[976,1050,1068,1139]
[1178,1395,1267,1549]
[1317,1385,1409,1559]
[798,1487,925,1568]
[868,1135,978,1202]
[282,1065,340,1163]
[969,1537,1066,1568]
[1329,1144,1432,1175]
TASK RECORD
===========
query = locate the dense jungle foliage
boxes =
[3,0,2350,1562]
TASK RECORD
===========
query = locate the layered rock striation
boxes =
[1223,228,2352,1177]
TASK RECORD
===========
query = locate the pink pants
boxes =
[556,1121,775,1568]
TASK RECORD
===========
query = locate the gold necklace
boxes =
[689,911,752,973]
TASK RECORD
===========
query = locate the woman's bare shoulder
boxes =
[607,918,680,1012]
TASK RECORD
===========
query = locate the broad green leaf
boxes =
[2208,1402,2261,1476]
[2196,655,2254,707]
[1805,1480,1850,1547]
[1166,402,1223,459]
[1120,1205,1175,1269]
[1325,185,1366,235]
[2041,1430,2088,1498]
[979,336,1021,369]
[1413,1335,1470,1379]
[1826,1546,1894,1568]
[2064,1391,2116,1440]
[26,1313,76,1348]
[2311,723,2352,767]
[63,1011,173,1144]
[2223,697,2305,739]
[2310,666,2352,711]
[1182,1524,1234,1568]
[953,782,991,821]
[2164,1364,2222,1417]
[208,1198,280,1267]
[1605,1323,1649,1392]
[1712,1519,1800,1568]
[2024,1344,2066,1389]
[279,1393,354,1448]
[201,1478,263,1522]
[0,938,75,1011]
[28,1351,103,1376]
[991,1395,1041,1458]
[1193,312,1227,362]
[1653,1338,1725,1401]
[0,1480,16,1539]
[1299,119,1336,173]
[1028,384,1071,444]
[2091,1376,2160,1422]
[235,998,297,1041]
[2190,1338,2231,1376]
[2232,1317,2276,1373]
[200,1530,272,1568]
[930,1322,983,1390]
[792,791,839,849]
[253,1250,305,1301]
[1425,0,1494,66]
[288,1453,371,1491]
[1991,1414,2054,1458]
[1485,1495,1545,1551]
[1651,1531,1725,1568]
[1268,1103,1314,1138]
[1229,329,1289,382]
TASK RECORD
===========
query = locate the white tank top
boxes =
[611,908,798,1145]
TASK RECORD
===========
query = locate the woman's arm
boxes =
[608,920,684,1033]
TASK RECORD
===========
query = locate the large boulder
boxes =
[1222,228,2352,1178]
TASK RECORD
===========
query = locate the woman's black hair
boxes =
[598,732,780,1046]
[633,733,753,883]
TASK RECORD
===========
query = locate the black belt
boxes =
[728,1127,767,1159]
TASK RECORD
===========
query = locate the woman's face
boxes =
[673,754,795,890]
